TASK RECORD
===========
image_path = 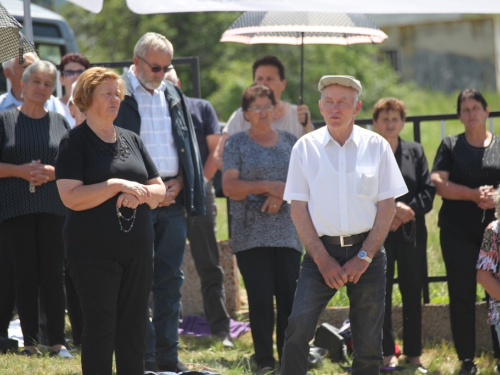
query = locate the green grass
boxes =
[2,337,499,374]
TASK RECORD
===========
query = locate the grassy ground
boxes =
[1,336,499,374]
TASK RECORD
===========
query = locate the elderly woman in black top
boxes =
[0,60,71,357]
[372,98,435,372]
[55,67,165,375]
[431,89,500,374]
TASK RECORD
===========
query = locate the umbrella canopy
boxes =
[0,1,35,64]
[220,12,388,46]
[66,0,500,14]
[220,12,387,105]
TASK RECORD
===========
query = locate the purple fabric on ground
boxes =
[178,315,250,339]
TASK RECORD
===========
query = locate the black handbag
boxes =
[313,322,348,363]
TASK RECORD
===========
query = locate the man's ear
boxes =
[354,100,362,116]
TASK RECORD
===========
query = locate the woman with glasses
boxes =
[58,53,90,127]
[431,89,500,374]
[222,84,302,373]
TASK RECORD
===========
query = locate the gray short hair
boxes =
[1,52,39,71]
[22,60,57,87]
[134,32,173,58]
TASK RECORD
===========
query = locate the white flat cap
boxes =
[318,75,362,95]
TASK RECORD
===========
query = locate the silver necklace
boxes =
[87,123,117,143]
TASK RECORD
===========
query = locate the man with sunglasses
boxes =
[0,52,66,115]
[115,32,205,374]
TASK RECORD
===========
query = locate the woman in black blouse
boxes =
[431,89,500,374]
[372,98,435,373]
[0,60,72,357]
[55,67,165,375]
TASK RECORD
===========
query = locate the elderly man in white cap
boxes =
[280,76,408,375]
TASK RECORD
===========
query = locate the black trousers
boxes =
[441,229,500,360]
[186,182,230,336]
[236,247,301,369]
[0,239,15,338]
[382,239,424,357]
[68,257,153,375]
[0,213,66,347]
[65,268,83,347]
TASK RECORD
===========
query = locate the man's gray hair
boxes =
[22,60,57,87]
[134,32,174,58]
[1,52,39,71]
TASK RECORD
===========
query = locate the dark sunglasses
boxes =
[62,70,84,78]
[138,56,173,73]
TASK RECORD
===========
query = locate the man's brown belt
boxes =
[320,231,370,247]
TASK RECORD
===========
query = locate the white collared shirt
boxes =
[0,90,67,116]
[284,125,408,237]
[128,68,178,178]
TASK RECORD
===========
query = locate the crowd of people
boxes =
[0,30,500,375]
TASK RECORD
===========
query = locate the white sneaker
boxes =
[50,348,74,359]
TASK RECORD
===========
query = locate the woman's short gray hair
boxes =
[134,32,173,58]
[493,187,500,219]
[22,60,57,87]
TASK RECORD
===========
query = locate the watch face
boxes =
[358,250,367,258]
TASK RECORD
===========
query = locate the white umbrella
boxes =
[220,12,387,106]
[65,0,500,14]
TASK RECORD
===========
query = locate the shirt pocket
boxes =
[355,166,378,198]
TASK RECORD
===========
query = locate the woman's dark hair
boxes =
[59,53,90,73]
[252,55,285,81]
[457,89,488,115]
[241,84,277,111]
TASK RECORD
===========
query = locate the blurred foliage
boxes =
[56,0,422,121]
[55,0,500,122]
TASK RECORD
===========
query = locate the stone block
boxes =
[181,240,240,318]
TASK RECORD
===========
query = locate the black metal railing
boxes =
[312,111,500,303]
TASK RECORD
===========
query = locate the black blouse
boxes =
[432,133,500,239]
[55,122,159,259]
[0,109,70,223]
[386,138,436,244]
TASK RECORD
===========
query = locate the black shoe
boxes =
[0,337,18,354]
[460,359,477,375]
[157,360,189,373]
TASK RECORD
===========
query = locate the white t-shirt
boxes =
[284,125,408,237]
[58,98,75,128]
[225,103,306,139]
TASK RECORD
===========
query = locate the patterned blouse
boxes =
[477,219,500,325]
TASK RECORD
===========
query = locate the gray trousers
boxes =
[186,181,230,335]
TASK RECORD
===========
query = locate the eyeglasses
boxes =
[247,105,274,113]
[63,70,84,78]
[138,56,173,73]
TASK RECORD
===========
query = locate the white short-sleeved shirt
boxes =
[284,125,408,237]
[225,103,306,139]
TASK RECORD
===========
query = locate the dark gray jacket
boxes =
[115,72,206,216]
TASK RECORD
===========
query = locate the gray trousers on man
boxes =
[186,181,230,336]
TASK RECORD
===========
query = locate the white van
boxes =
[1,0,79,93]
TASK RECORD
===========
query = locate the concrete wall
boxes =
[319,302,492,353]
[378,17,500,93]
[181,241,493,353]
[181,240,240,317]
